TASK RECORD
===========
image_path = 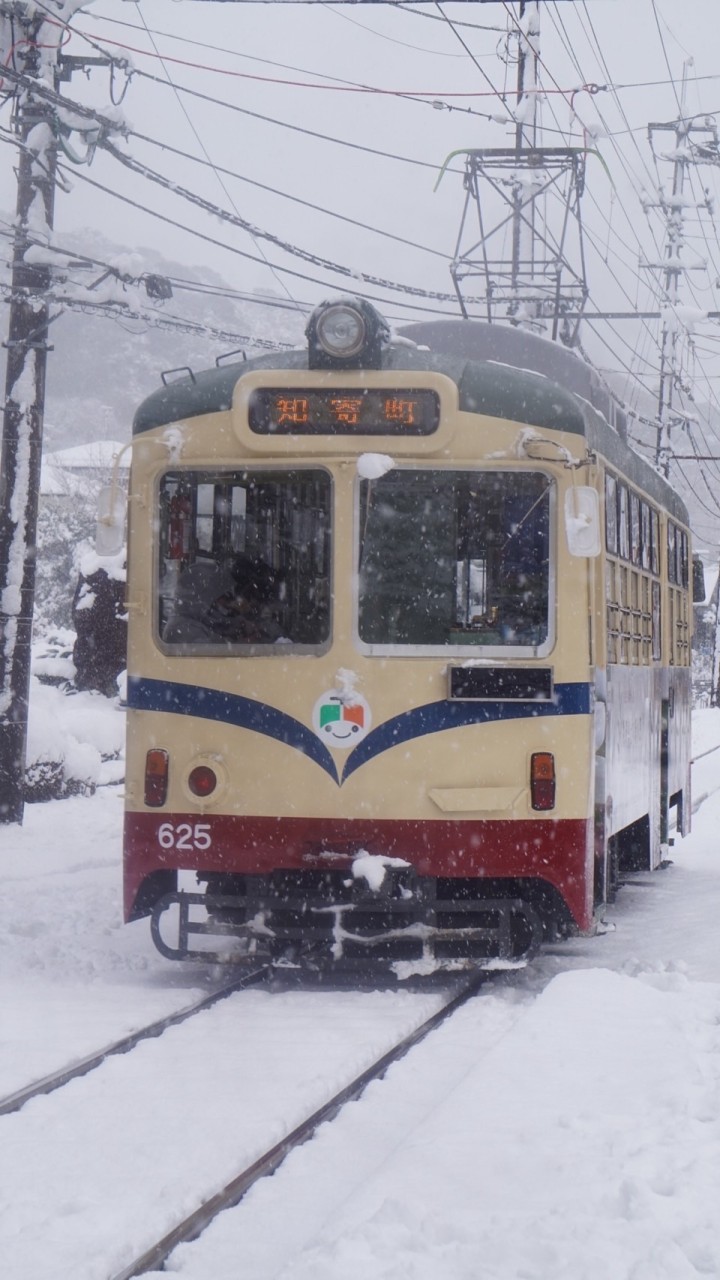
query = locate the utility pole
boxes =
[644,62,718,476]
[510,0,539,318]
[0,7,61,822]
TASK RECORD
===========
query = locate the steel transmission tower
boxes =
[643,63,719,475]
[447,1,589,343]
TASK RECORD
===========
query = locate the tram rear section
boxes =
[122,298,694,973]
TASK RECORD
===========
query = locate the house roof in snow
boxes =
[41,440,129,496]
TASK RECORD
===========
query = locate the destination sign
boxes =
[248,388,440,436]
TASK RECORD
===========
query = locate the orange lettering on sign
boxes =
[384,398,416,425]
[275,397,309,425]
[330,397,363,425]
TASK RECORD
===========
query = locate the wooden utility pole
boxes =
[0,8,60,822]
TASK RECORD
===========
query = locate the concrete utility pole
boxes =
[0,7,61,822]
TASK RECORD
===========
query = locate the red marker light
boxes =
[530,752,555,811]
[145,749,169,807]
[188,765,217,798]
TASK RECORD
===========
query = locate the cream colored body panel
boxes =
[125,408,597,829]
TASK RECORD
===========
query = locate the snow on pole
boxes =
[0,6,64,823]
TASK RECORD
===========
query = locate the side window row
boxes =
[605,474,660,575]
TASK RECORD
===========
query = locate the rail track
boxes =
[105,974,485,1280]
[0,966,268,1117]
[690,739,720,815]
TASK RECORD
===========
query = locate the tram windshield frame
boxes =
[156,467,332,653]
[357,467,554,656]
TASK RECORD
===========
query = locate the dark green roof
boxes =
[133,344,586,437]
[132,324,687,525]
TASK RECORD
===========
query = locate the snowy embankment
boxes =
[1,680,719,1280]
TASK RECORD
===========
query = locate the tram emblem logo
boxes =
[312,691,371,749]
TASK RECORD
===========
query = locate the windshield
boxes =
[358,469,552,650]
[158,469,331,650]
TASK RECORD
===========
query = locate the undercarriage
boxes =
[149,867,559,973]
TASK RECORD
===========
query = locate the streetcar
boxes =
[121,296,697,975]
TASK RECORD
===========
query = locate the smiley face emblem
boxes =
[312,690,371,749]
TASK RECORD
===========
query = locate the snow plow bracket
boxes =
[150,890,545,967]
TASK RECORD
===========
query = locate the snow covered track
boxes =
[106,976,485,1280]
[2,977,483,1280]
[0,968,268,1118]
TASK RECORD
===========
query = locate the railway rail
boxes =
[0,967,268,1117]
[105,974,485,1280]
[689,739,720,815]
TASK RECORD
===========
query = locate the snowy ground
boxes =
[2,679,720,1280]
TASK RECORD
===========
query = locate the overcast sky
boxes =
[35,3,720,296]
[5,1,720,416]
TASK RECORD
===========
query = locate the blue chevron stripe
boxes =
[341,682,591,782]
[127,677,591,788]
[127,676,339,782]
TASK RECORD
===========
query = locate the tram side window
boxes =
[640,502,651,571]
[630,493,641,566]
[358,469,551,649]
[158,469,331,649]
[650,510,660,575]
[667,523,677,584]
[666,522,689,588]
[605,474,618,554]
[617,484,630,560]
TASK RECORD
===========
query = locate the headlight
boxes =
[306,296,389,369]
[315,302,367,359]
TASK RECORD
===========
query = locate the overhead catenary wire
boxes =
[51,162,474,319]
[119,125,454,264]
[133,5,302,315]
[0,280,294,350]
[0,63,471,308]
[0,126,467,322]
[8,0,717,499]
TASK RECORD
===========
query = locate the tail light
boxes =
[530,752,555,811]
[145,749,169,807]
[188,765,217,798]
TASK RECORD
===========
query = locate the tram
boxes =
[122,296,696,974]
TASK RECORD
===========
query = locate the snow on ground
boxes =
[162,766,720,1280]
[1,680,720,1280]
[0,676,208,1097]
[2,986,450,1280]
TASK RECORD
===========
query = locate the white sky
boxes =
[16,2,720,310]
[5,2,720,448]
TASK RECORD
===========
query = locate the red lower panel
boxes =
[124,811,594,930]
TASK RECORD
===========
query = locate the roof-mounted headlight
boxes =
[306,297,389,370]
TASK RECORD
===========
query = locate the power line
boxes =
[132,6,301,313]
[0,65,468,306]
[52,162,467,319]
[125,120,452,265]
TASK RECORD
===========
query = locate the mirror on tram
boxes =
[692,556,706,604]
[95,485,126,556]
[564,486,601,557]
